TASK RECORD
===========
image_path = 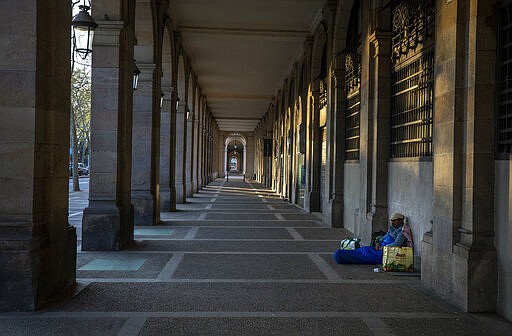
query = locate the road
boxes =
[68,177,89,242]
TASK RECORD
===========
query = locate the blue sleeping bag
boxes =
[333,234,394,264]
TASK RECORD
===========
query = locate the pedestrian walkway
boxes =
[1,179,511,335]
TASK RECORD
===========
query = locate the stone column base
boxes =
[422,234,497,312]
[305,189,320,213]
[82,204,133,250]
[160,186,176,212]
[329,196,344,228]
[186,181,193,197]
[132,191,157,226]
[0,222,76,311]
[175,182,185,204]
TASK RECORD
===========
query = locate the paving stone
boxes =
[131,240,338,253]
[140,317,372,336]
[173,254,325,280]
[205,213,277,220]
[56,282,448,313]
[268,204,300,209]
[0,318,124,336]
[382,317,499,336]
[76,253,172,279]
[176,204,210,210]
[134,228,175,236]
[79,258,147,271]
[281,213,321,220]
[213,199,282,203]
[135,227,189,239]
[319,254,401,281]
[160,212,202,220]
[211,204,269,210]
[160,220,321,227]
[194,227,292,239]
[295,228,352,240]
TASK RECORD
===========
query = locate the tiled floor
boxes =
[1,178,511,335]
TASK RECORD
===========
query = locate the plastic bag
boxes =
[339,238,361,250]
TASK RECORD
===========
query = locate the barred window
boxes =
[344,48,361,161]
[344,1,361,161]
[319,79,328,110]
[498,2,512,155]
[390,0,435,158]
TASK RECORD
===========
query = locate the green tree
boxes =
[71,67,91,191]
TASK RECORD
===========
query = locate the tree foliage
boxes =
[70,67,91,191]
[72,67,91,160]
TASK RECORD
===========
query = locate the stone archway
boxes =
[224,133,247,176]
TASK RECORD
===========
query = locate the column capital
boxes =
[134,63,157,92]
[176,101,187,114]
[369,31,394,58]
[94,21,125,46]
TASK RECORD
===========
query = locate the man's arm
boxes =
[386,230,406,247]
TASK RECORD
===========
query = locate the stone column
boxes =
[201,115,207,185]
[305,85,321,212]
[187,105,197,197]
[196,102,203,189]
[131,63,159,226]
[207,125,212,181]
[185,106,194,196]
[247,135,256,180]
[422,0,497,313]
[367,32,393,236]
[192,107,199,193]
[329,67,346,228]
[159,86,173,211]
[243,145,247,175]
[82,20,135,250]
[175,99,187,203]
[0,1,76,311]
[224,142,228,177]
[357,15,374,242]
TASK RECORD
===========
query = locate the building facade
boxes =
[0,0,511,322]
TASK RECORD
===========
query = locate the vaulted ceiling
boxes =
[169,0,325,132]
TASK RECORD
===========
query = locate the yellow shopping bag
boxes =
[382,246,413,272]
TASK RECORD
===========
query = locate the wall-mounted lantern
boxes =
[71,1,98,59]
[133,60,141,90]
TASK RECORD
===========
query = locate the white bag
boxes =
[340,238,361,250]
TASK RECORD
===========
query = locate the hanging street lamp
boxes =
[133,60,141,90]
[71,1,98,59]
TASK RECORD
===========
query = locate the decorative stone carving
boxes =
[392,0,435,62]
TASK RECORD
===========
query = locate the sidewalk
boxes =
[1,178,511,335]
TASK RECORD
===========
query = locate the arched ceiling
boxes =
[169,0,324,133]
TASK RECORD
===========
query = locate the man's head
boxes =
[390,213,404,228]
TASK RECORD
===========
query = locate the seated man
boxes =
[333,212,410,264]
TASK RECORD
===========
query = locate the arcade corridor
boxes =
[1,178,510,335]
[2,0,512,330]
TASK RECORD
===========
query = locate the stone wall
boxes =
[388,161,433,269]
[495,161,512,321]
[343,163,360,234]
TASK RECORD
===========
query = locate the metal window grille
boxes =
[498,3,512,155]
[390,0,435,158]
[263,139,272,157]
[319,79,328,110]
[344,47,361,161]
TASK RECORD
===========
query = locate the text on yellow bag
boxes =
[382,246,413,272]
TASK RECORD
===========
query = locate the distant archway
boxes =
[224,133,247,176]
